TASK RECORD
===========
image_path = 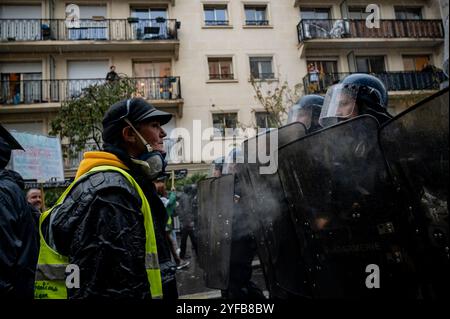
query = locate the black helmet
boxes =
[341,73,388,108]
[319,73,391,127]
[0,123,24,169]
[287,94,324,132]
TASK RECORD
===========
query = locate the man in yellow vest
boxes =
[34,98,174,299]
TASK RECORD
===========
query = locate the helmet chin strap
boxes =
[124,118,154,153]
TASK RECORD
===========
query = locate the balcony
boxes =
[297,19,444,50]
[303,71,447,95]
[0,18,180,57]
[0,76,183,115]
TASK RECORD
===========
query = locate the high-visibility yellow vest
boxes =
[34,165,163,299]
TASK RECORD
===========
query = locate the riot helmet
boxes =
[287,94,324,133]
[319,73,391,127]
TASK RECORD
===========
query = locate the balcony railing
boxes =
[0,76,182,105]
[0,18,179,42]
[63,137,184,170]
[297,19,444,42]
[205,20,229,26]
[303,71,448,95]
[245,20,269,26]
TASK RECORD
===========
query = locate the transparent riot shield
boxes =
[237,122,310,298]
[277,115,418,298]
[197,175,235,289]
[379,88,449,298]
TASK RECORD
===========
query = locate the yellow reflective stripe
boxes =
[145,252,160,270]
[35,264,67,281]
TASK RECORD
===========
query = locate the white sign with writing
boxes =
[10,131,65,182]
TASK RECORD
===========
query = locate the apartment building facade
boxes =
[0,0,445,177]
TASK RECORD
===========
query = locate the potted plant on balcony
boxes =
[155,16,166,23]
[127,17,139,23]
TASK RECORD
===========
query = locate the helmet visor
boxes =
[319,84,359,127]
[287,105,313,129]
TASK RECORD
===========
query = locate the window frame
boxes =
[207,56,235,81]
[249,56,275,80]
[244,4,269,26]
[203,3,229,26]
[402,54,431,71]
[212,112,238,137]
[355,55,386,74]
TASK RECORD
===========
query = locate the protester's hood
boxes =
[75,151,129,179]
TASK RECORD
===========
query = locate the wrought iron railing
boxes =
[0,18,179,42]
[303,71,447,94]
[0,76,182,105]
[204,20,229,26]
[245,20,269,26]
[297,19,444,42]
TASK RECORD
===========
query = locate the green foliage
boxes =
[173,172,208,190]
[250,76,303,128]
[50,78,139,159]
[43,187,65,208]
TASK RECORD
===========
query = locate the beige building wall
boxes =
[170,0,304,162]
[0,0,446,167]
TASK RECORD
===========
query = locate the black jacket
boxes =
[42,147,172,299]
[0,169,39,298]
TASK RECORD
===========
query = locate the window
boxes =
[300,8,330,20]
[403,55,430,71]
[356,56,386,73]
[255,112,276,129]
[305,60,339,93]
[0,62,42,104]
[133,61,172,99]
[250,57,274,79]
[204,5,228,26]
[131,8,167,20]
[131,8,169,39]
[208,57,233,80]
[395,7,422,20]
[300,8,331,39]
[348,7,370,20]
[68,5,108,40]
[213,113,238,137]
[307,60,338,74]
[244,5,268,26]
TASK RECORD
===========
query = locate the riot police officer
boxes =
[319,73,392,128]
[287,94,324,133]
[222,148,265,299]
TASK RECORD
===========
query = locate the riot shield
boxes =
[379,88,449,298]
[237,122,310,298]
[197,175,235,289]
[277,115,418,298]
[197,177,214,270]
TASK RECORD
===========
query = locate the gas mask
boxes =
[125,118,167,181]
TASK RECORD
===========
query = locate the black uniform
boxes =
[0,169,39,298]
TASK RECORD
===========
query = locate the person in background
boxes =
[106,65,120,83]
[0,123,38,299]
